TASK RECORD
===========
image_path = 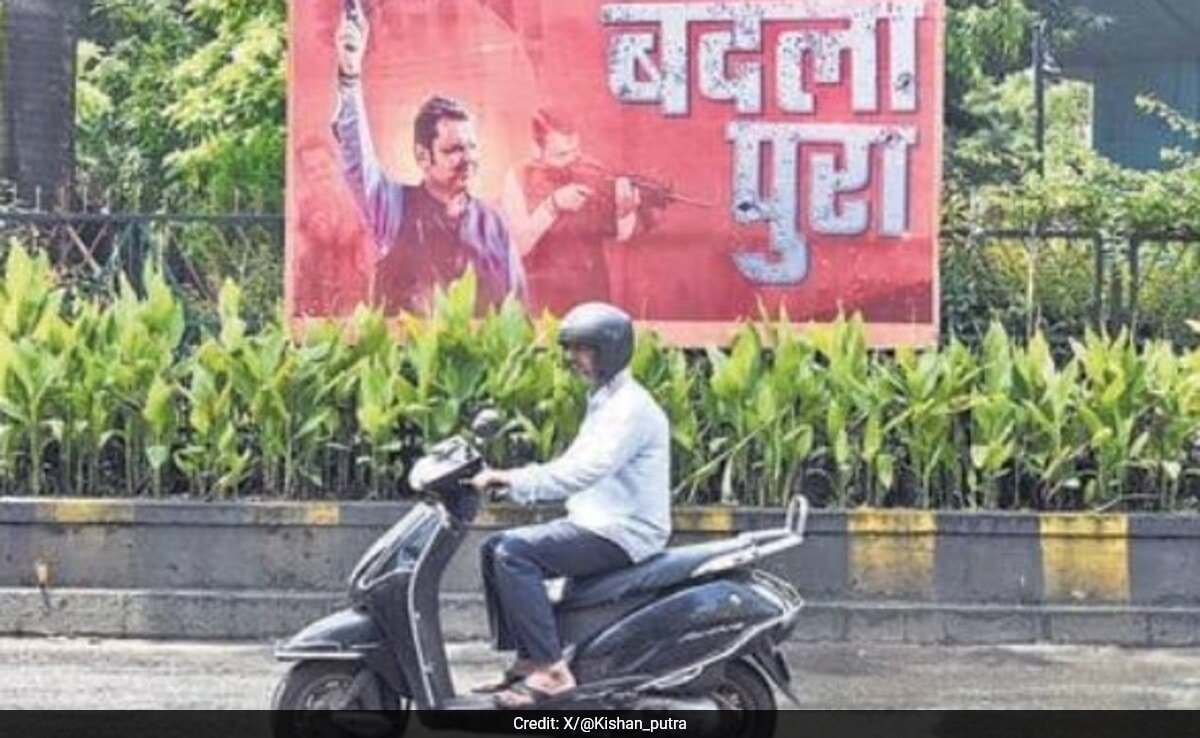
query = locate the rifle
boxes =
[567,160,711,210]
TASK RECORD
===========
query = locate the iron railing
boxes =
[0,207,284,325]
[2,206,1198,345]
[943,227,1200,346]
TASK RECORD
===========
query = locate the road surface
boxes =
[1,637,1198,709]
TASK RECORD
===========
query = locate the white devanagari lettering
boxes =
[602,1,925,115]
[727,121,808,285]
[698,24,764,114]
[602,4,691,115]
[727,122,917,284]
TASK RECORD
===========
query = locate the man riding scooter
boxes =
[273,299,806,722]
[470,301,671,709]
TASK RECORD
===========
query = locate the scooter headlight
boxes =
[408,457,434,492]
[407,437,481,494]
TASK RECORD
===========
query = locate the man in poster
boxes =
[500,109,642,315]
[293,135,368,313]
[333,3,525,314]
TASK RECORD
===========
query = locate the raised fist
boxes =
[336,1,368,78]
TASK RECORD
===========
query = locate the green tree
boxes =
[76,0,197,206]
[945,0,1036,134]
[164,0,285,211]
[77,0,285,211]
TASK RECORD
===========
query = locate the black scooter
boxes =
[271,412,808,729]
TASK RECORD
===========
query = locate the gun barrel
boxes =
[666,191,712,208]
[570,162,712,208]
[626,175,711,209]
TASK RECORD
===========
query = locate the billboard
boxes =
[287,0,945,345]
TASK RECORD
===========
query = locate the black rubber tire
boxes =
[271,661,408,738]
[273,661,362,710]
[707,660,778,738]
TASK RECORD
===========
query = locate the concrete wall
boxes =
[2,498,1199,644]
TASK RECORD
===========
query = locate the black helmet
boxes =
[558,302,634,385]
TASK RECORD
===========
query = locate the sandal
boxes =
[493,680,573,709]
[471,668,527,694]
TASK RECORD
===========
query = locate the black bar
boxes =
[0,211,283,226]
[942,228,1200,242]
[1033,21,1047,177]
[1,710,1199,738]
[1092,234,1105,332]
[1128,237,1142,333]
[3,217,1196,245]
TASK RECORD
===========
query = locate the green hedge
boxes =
[1,244,1198,510]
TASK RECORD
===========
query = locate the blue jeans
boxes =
[481,520,631,664]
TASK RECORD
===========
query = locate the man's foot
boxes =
[493,661,576,708]
[471,659,536,694]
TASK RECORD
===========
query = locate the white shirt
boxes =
[506,370,671,563]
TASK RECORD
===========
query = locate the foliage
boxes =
[75,1,286,332]
[44,0,1200,511]
[944,81,1200,350]
[944,0,1037,137]
[0,242,183,497]
[77,0,285,210]
[76,1,196,207]
[0,248,1197,511]
[938,1,1200,351]
[942,0,1107,187]
[163,0,286,210]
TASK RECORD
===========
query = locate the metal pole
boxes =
[1128,237,1142,336]
[1092,234,1105,332]
[1033,20,1046,177]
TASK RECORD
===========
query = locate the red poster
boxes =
[287,0,944,346]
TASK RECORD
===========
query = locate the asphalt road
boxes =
[1,637,1199,710]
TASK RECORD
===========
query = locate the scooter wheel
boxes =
[273,661,363,710]
[271,661,408,738]
[706,660,777,737]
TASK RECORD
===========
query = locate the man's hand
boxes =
[337,4,368,79]
[551,183,592,214]
[470,469,512,496]
[614,176,641,219]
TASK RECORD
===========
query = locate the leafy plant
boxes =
[0,243,1197,511]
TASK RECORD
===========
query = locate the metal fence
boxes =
[2,206,1199,345]
[942,228,1200,346]
[0,207,284,327]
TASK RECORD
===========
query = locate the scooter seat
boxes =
[558,537,753,610]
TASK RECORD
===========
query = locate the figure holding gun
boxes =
[331,0,525,314]
[500,108,707,315]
